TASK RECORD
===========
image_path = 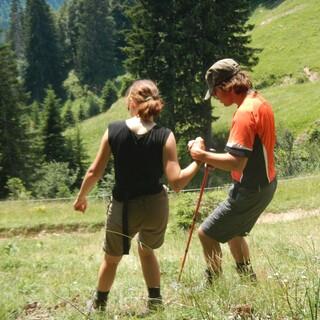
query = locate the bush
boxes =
[6,178,31,200]
[174,190,225,230]
[87,92,101,117]
[63,70,85,100]
[275,124,320,177]
[101,80,118,111]
[115,73,135,97]
[62,100,75,128]
[32,162,77,199]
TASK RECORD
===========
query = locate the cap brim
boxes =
[204,89,211,100]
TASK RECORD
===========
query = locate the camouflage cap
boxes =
[204,58,240,100]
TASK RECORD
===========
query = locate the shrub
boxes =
[101,80,118,111]
[6,178,31,200]
[87,92,101,117]
[63,70,84,100]
[275,124,320,177]
[32,162,77,199]
[115,73,135,97]
[174,190,225,230]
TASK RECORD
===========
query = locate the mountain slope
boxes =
[249,0,320,87]
[77,0,320,159]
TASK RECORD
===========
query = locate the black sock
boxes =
[205,267,222,282]
[148,287,161,299]
[236,261,254,274]
[95,290,109,304]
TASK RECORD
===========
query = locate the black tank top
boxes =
[108,120,171,201]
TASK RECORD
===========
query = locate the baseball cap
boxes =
[204,58,240,100]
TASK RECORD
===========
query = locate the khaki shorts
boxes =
[103,189,169,256]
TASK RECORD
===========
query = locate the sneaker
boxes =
[147,296,163,311]
[86,297,106,315]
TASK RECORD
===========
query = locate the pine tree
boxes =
[75,0,116,91]
[78,103,86,121]
[24,0,64,101]
[6,0,25,59]
[101,79,118,111]
[110,0,134,75]
[125,0,258,144]
[66,126,89,189]
[56,0,81,73]
[0,45,40,197]
[63,101,75,128]
[42,88,67,162]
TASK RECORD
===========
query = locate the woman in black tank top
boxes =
[74,79,204,313]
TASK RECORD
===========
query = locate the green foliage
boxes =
[78,103,86,121]
[56,0,119,90]
[32,162,77,198]
[101,79,118,111]
[6,0,24,59]
[110,0,133,75]
[42,88,67,162]
[174,190,225,230]
[275,125,320,177]
[125,0,258,143]
[63,71,104,120]
[307,120,320,143]
[63,70,85,100]
[0,44,37,198]
[6,177,31,200]
[62,100,75,128]
[115,72,135,97]
[65,126,89,189]
[74,0,117,90]
[87,92,101,117]
[24,0,64,101]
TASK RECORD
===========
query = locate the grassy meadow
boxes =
[1,0,320,318]
[249,0,320,86]
[1,175,320,319]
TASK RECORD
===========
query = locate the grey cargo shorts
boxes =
[201,179,277,243]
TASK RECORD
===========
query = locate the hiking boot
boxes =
[147,296,163,311]
[86,291,108,315]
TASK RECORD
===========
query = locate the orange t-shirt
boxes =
[225,91,276,188]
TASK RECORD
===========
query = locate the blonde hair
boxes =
[126,80,164,121]
[219,71,252,94]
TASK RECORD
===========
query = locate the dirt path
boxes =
[258,209,319,224]
[0,209,319,239]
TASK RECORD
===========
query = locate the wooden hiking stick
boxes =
[178,164,209,282]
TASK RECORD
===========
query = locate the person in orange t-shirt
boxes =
[189,58,277,283]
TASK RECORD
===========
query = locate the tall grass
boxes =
[0,215,319,319]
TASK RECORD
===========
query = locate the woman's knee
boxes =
[104,253,122,265]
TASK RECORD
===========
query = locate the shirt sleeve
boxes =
[225,109,256,157]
